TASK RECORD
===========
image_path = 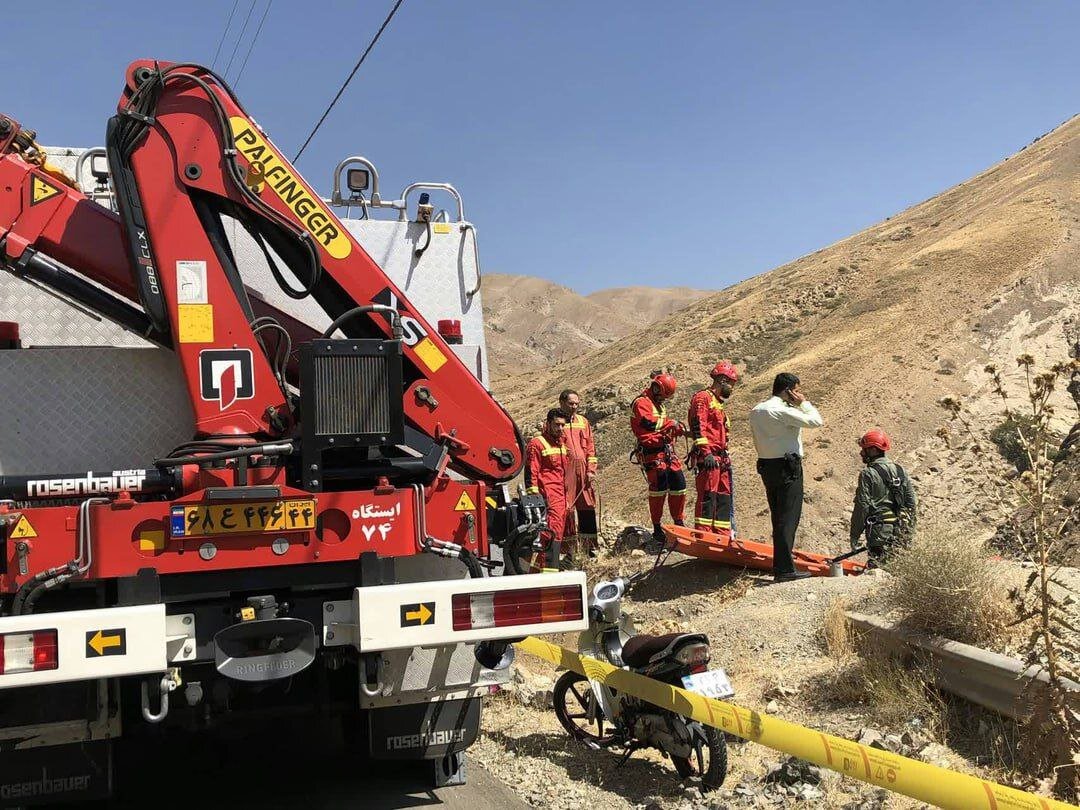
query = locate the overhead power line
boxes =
[233,0,274,89]
[210,0,241,70]
[223,0,259,81]
[292,0,406,163]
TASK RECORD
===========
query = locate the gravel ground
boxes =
[475,546,1073,808]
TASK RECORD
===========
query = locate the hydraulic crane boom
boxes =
[0,59,523,483]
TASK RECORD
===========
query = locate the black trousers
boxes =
[756,455,803,575]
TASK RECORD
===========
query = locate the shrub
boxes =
[884,525,1011,647]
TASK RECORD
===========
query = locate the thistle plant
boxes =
[939,348,1079,799]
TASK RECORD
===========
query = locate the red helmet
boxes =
[858,429,891,453]
[650,372,678,399]
[711,360,739,383]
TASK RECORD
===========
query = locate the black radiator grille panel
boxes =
[313,354,392,436]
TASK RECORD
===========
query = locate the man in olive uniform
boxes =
[850,429,917,565]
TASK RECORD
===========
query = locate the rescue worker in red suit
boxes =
[688,361,739,540]
[525,409,574,559]
[559,389,599,559]
[630,373,687,548]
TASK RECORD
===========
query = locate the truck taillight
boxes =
[0,630,59,675]
[451,585,583,631]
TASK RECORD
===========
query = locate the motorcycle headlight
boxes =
[675,642,710,667]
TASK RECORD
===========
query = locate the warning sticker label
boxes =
[454,492,477,512]
[30,175,62,206]
[9,515,37,539]
[178,304,215,343]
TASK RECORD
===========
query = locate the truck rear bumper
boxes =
[0,604,193,689]
[0,571,586,689]
[322,571,587,652]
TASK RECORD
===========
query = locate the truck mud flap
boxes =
[0,739,110,807]
[367,697,481,761]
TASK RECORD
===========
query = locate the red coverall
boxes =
[688,389,733,539]
[563,413,598,552]
[630,391,686,525]
[525,434,574,541]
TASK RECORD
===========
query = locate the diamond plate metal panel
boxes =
[0,348,194,475]
[361,642,509,709]
[2,147,488,377]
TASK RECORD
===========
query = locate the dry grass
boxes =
[884,524,1013,647]
[814,597,948,737]
[815,647,947,739]
[823,597,855,662]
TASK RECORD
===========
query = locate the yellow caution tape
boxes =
[517,636,1077,810]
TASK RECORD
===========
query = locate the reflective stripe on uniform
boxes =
[668,488,687,496]
[694,437,709,446]
[527,486,540,494]
[537,436,567,457]
[648,490,669,497]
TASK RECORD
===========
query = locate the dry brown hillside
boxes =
[494,115,1080,556]
[482,274,708,377]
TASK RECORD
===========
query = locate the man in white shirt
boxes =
[748,372,824,582]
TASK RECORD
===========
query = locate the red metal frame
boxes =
[0,61,516,591]
[0,478,487,592]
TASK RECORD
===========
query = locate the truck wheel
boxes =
[673,726,727,790]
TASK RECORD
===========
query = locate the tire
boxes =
[552,671,617,746]
[673,725,727,790]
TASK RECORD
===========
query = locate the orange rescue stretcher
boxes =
[662,524,867,577]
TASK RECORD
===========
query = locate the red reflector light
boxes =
[0,629,59,675]
[451,585,583,631]
[33,630,59,671]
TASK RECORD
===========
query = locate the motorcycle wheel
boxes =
[673,726,727,790]
[552,671,618,746]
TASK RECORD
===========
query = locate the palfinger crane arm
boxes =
[0,60,523,483]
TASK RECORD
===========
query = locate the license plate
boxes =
[681,668,735,699]
[171,500,316,538]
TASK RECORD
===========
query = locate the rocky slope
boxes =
[493,115,1080,554]
[482,274,709,377]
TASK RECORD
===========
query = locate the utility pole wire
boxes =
[223,0,259,81]
[210,0,241,70]
[234,0,274,89]
[292,0,406,163]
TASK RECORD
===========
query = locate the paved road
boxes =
[107,719,527,809]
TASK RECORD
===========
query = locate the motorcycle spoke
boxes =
[568,684,592,713]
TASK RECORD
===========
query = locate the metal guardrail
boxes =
[846,612,1080,721]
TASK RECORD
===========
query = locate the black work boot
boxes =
[645,524,666,553]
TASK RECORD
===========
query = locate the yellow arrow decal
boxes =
[86,628,126,657]
[400,602,435,627]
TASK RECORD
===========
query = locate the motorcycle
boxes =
[552,574,731,789]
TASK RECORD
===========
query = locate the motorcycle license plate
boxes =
[681,668,735,699]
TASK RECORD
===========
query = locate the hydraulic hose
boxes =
[320,304,403,341]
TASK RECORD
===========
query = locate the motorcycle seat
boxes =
[621,632,707,668]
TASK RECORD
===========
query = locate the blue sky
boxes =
[3,1,1078,293]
